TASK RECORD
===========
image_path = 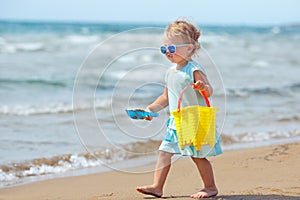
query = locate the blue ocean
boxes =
[0,20,300,187]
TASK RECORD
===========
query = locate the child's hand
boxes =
[145,116,153,121]
[193,80,207,91]
[145,107,153,121]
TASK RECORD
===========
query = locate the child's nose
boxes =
[166,52,172,58]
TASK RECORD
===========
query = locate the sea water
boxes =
[0,21,300,187]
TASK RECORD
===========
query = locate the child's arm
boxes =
[146,85,169,113]
[193,70,213,97]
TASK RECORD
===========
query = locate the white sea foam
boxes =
[65,35,100,44]
[0,99,111,116]
[0,169,15,182]
[16,42,45,51]
[251,60,270,68]
[0,154,104,187]
[0,42,45,53]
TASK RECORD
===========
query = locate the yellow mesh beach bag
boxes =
[170,84,218,151]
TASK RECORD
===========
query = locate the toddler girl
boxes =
[136,19,222,198]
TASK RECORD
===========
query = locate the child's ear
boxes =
[188,44,194,53]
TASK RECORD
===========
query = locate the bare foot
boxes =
[136,185,162,198]
[190,187,218,198]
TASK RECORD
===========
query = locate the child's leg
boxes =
[136,151,173,197]
[190,157,218,198]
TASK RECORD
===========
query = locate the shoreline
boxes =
[1,136,299,189]
[0,142,299,199]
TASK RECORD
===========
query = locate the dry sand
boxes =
[0,142,299,200]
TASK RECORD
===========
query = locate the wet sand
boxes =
[0,142,299,200]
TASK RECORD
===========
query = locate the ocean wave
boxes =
[0,153,103,185]
[222,129,300,144]
[276,115,300,122]
[0,99,110,116]
[65,35,100,44]
[0,140,161,186]
[0,78,68,87]
[1,130,299,186]
[226,82,300,97]
[0,34,100,54]
[0,42,45,53]
[0,104,74,116]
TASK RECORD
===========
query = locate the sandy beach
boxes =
[1,20,300,199]
[0,142,299,200]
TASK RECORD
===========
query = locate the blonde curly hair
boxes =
[164,19,201,55]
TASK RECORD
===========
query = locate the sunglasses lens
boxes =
[160,46,167,54]
[168,45,176,54]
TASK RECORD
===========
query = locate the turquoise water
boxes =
[0,20,300,187]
